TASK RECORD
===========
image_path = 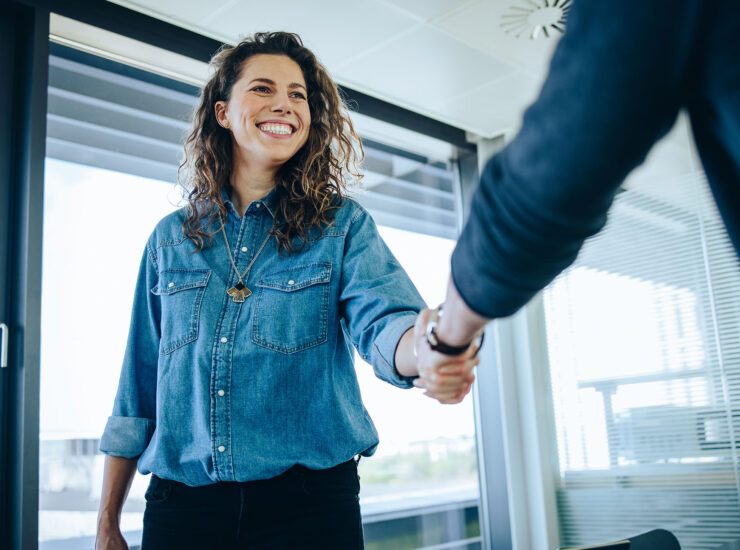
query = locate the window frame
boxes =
[2,2,512,549]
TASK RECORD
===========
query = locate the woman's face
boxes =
[216,54,311,170]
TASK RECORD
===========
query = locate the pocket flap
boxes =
[151,269,211,295]
[256,263,332,292]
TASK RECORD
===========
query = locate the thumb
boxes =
[414,308,430,339]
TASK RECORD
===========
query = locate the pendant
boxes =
[227,281,252,302]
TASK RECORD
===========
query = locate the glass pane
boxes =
[357,225,481,548]
[39,159,179,548]
[542,168,740,547]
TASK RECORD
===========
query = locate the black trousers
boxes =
[140,459,364,550]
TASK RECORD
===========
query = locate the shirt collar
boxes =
[220,185,278,220]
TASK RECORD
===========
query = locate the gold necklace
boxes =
[219,215,273,302]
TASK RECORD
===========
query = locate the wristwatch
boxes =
[425,305,485,356]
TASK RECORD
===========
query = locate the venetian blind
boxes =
[542,170,740,549]
[45,45,459,240]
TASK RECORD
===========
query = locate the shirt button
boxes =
[218,445,226,453]
[287,280,295,286]
[241,246,248,252]
[217,389,225,396]
[220,337,228,344]
[167,282,175,288]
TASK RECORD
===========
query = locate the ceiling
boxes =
[108,0,566,140]
[101,0,694,189]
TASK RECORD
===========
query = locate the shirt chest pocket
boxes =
[151,269,211,355]
[252,262,332,354]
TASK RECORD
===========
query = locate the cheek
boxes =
[300,111,311,143]
[299,127,311,149]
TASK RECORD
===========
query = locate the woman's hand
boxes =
[413,309,480,404]
[95,519,129,550]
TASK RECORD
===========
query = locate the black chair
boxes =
[630,530,680,550]
[560,529,680,550]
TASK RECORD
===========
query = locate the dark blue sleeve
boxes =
[451,0,703,318]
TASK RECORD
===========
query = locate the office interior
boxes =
[1,1,738,549]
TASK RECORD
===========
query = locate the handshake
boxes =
[410,307,483,405]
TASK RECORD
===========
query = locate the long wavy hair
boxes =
[179,32,363,253]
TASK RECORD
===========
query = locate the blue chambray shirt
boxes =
[100,188,426,486]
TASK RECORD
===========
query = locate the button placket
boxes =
[212,210,270,481]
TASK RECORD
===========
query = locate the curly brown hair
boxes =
[179,31,363,253]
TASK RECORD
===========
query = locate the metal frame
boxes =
[463,136,562,550]
[457,136,516,550]
[0,3,49,549]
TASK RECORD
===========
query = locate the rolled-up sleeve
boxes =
[100,239,161,458]
[339,205,426,388]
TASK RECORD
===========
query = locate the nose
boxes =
[270,92,292,114]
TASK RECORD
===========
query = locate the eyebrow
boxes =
[248,78,307,91]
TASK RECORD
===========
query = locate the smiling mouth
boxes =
[257,122,295,136]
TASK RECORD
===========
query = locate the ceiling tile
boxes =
[432,71,541,137]
[382,0,472,22]
[435,0,562,75]
[336,26,515,116]
[199,0,418,70]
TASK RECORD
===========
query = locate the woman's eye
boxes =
[251,86,271,93]
[291,92,306,100]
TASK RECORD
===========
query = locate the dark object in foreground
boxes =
[559,528,680,550]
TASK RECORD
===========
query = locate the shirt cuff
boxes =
[99,415,155,459]
[372,313,418,389]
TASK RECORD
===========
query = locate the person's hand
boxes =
[95,520,129,550]
[413,308,480,404]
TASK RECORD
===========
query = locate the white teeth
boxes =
[258,123,293,135]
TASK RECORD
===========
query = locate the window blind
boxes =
[46,48,459,240]
[542,171,740,549]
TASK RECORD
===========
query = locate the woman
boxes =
[95,32,477,550]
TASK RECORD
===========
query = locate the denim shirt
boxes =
[100,188,425,486]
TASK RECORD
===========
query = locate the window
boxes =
[39,44,481,549]
[542,159,740,548]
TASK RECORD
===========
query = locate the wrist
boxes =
[97,509,120,527]
[436,313,473,347]
[426,305,484,356]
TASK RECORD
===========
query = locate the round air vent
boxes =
[500,0,570,39]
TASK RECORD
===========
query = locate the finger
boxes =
[429,376,468,391]
[454,383,472,401]
[428,389,459,402]
[438,364,467,375]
